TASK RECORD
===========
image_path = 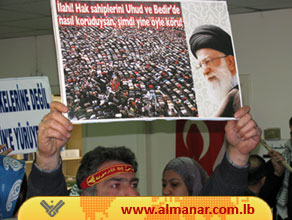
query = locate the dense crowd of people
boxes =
[60,26,197,120]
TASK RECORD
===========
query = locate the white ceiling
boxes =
[1,0,292,39]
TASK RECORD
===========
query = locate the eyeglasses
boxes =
[195,55,227,69]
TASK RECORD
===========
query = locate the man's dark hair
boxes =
[76,146,138,195]
[289,117,292,127]
[248,155,266,186]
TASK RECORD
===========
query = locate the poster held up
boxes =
[51,0,242,124]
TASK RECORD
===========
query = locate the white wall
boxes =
[1,8,292,195]
[230,9,292,139]
[0,35,60,94]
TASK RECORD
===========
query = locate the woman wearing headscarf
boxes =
[162,149,253,196]
[162,157,209,196]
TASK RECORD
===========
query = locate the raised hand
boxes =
[225,106,262,166]
[269,150,285,176]
[0,144,12,156]
[36,101,72,170]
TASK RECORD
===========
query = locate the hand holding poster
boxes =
[51,0,242,123]
[0,77,52,155]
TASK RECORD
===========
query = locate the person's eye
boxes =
[204,59,211,65]
[131,182,138,188]
[112,183,120,189]
[162,183,166,188]
[171,183,179,188]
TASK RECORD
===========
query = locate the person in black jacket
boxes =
[247,151,284,199]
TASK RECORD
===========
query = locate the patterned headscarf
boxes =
[0,155,25,219]
[163,157,209,196]
[276,140,292,218]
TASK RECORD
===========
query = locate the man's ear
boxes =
[226,55,236,76]
[260,176,266,187]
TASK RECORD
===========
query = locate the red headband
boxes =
[80,164,135,190]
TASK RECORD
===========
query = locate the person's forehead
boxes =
[105,172,137,183]
[163,170,183,181]
[97,160,136,181]
[195,48,224,59]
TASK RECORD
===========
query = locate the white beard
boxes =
[205,63,233,106]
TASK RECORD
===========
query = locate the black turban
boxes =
[189,24,234,58]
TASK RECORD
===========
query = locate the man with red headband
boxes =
[27,144,139,197]
[27,101,261,197]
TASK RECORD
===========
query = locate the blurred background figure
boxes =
[247,150,287,220]
[248,150,284,195]
[274,117,292,220]
[247,154,267,196]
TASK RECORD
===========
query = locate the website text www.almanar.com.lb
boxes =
[121,203,255,215]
